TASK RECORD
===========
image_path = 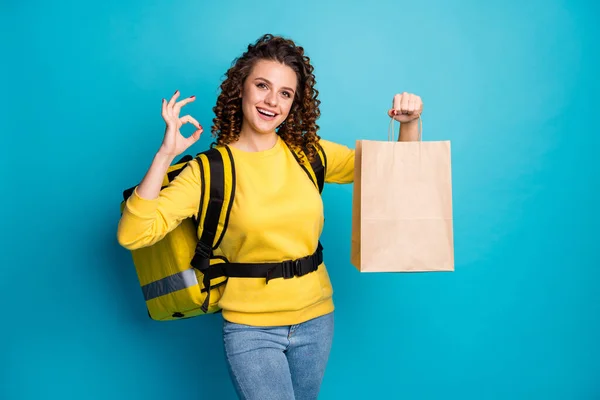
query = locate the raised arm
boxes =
[320,92,423,185]
[117,90,204,249]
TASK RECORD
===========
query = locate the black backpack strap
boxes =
[192,149,225,262]
[310,142,326,193]
[289,142,327,194]
[189,147,235,313]
[214,146,236,249]
[223,242,323,284]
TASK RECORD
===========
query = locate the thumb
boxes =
[187,128,203,145]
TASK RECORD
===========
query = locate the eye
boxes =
[257,83,267,89]
[282,91,291,98]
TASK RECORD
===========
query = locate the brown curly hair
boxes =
[211,34,321,160]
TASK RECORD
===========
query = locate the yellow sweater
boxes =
[117,136,354,326]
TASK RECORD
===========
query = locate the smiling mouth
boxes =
[257,107,277,117]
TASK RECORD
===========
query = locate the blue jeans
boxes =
[222,312,334,400]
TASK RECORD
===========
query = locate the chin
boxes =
[254,118,284,134]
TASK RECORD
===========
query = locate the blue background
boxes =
[1,0,599,399]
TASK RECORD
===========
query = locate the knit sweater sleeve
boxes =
[319,139,355,184]
[117,160,202,250]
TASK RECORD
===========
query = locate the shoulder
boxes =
[194,145,234,166]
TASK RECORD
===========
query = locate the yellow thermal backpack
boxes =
[120,142,327,321]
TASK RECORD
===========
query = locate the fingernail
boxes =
[174,90,178,95]
[190,95,196,99]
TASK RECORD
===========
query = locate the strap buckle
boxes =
[194,240,212,259]
[282,259,301,279]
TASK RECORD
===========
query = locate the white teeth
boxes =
[258,108,275,117]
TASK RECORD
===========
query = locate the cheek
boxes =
[242,97,258,117]
[281,101,294,118]
[241,86,259,108]
[241,96,251,112]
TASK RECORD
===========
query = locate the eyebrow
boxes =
[254,77,295,94]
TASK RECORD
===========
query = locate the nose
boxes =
[264,91,277,107]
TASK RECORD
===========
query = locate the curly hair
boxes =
[211,34,321,160]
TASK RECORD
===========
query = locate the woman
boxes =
[117,33,423,400]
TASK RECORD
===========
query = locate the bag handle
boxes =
[387,114,423,142]
[387,114,424,178]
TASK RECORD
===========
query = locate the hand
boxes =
[387,92,423,123]
[158,90,203,157]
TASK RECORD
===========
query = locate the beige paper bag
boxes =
[351,118,454,272]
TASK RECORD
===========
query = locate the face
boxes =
[240,59,298,136]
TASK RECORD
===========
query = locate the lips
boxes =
[256,107,278,121]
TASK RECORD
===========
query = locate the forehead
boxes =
[248,59,297,88]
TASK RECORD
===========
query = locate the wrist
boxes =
[400,117,420,126]
[398,117,421,141]
[154,150,176,166]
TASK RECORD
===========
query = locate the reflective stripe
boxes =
[141,269,198,301]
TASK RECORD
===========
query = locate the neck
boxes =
[233,124,279,152]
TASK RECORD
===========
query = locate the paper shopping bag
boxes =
[350,118,454,272]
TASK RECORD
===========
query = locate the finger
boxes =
[174,95,196,114]
[415,96,423,115]
[161,98,168,119]
[400,92,410,114]
[179,115,202,131]
[167,90,180,117]
[186,128,203,146]
[392,93,402,114]
[407,94,417,114]
[389,108,404,119]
